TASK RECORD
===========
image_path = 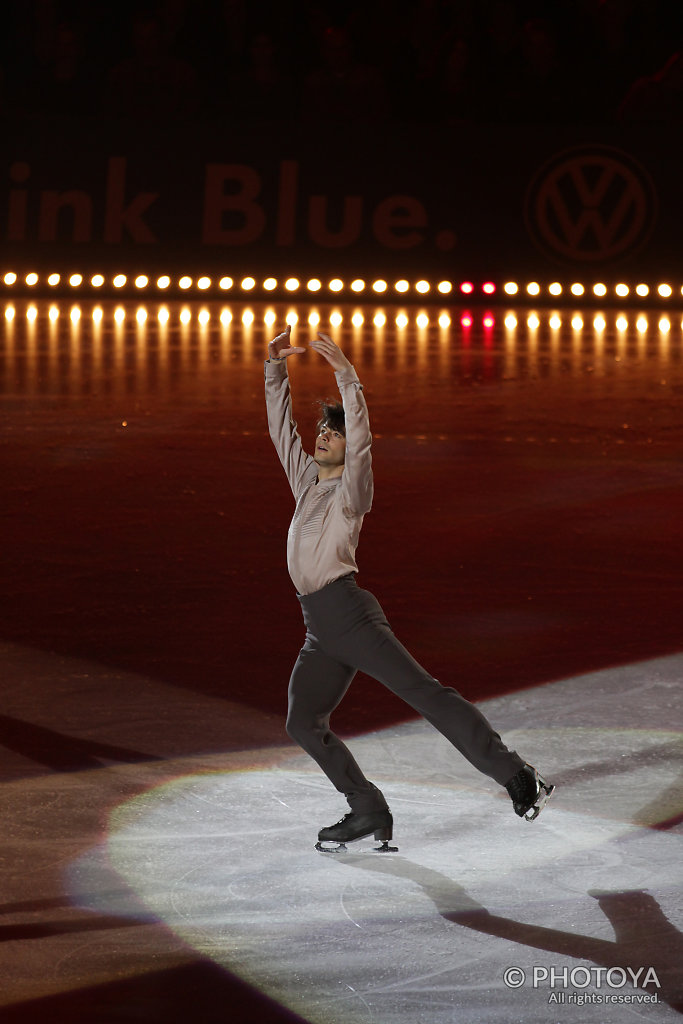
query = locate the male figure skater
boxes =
[265,326,554,851]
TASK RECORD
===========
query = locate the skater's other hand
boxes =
[268,325,306,361]
[309,333,353,373]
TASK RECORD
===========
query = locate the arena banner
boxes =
[1,118,680,281]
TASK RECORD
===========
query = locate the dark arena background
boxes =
[1,4,682,1023]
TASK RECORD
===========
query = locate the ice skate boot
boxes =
[315,810,397,853]
[506,764,554,821]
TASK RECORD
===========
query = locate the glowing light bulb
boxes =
[264,309,277,326]
[157,276,171,289]
[179,308,191,324]
[329,311,343,327]
[504,314,517,329]
[373,280,388,293]
[593,283,607,297]
[460,281,474,294]
[571,315,584,330]
[636,316,648,332]
[593,315,606,331]
[158,307,170,324]
[26,273,38,286]
[112,274,126,288]
[5,305,15,320]
[549,314,561,330]
[416,313,429,328]
[438,313,451,328]
[548,282,562,296]
[135,275,149,288]
[179,277,192,289]
[198,309,210,326]
[482,282,496,295]
[395,280,409,293]
[437,281,452,294]
[219,277,233,290]
[197,277,211,290]
[570,283,584,296]
[136,307,147,324]
[70,306,81,323]
[70,274,84,287]
[527,314,540,329]
[396,313,409,328]
[329,279,344,292]
[263,278,277,291]
[616,316,628,332]
[374,312,387,327]
[308,311,320,327]
[527,282,540,296]
[351,279,365,293]
[92,307,103,323]
[48,273,60,286]
[48,305,59,321]
[285,311,298,326]
[3,272,17,285]
[114,306,126,323]
[659,317,671,333]
[658,283,673,298]
[242,308,254,325]
[91,274,104,287]
[415,280,429,294]
[615,283,629,297]
[307,279,322,291]
[26,306,38,321]
[220,308,232,325]
[503,282,518,295]
[635,284,649,297]
[285,278,300,291]
[351,312,364,327]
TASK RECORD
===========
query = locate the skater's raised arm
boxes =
[310,334,373,516]
[264,326,311,498]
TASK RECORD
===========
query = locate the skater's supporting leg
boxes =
[286,640,388,813]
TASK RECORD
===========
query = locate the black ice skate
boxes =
[506,764,554,821]
[315,810,398,853]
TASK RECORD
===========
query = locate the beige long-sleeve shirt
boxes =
[264,358,373,595]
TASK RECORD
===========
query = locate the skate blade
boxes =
[524,782,555,821]
[315,839,399,854]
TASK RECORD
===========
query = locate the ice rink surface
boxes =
[1,300,682,1022]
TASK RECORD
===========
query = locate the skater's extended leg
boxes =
[327,588,525,786]
[286,639,388,814]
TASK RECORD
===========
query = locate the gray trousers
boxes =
[287,573,525,814]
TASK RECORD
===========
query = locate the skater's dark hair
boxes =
[315,399,346,437]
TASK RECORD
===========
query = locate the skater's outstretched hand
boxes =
[268,325,306,361]
[309,333,353,373]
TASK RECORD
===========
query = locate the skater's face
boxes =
[314,422,346,469]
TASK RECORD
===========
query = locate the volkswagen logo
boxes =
[524,145,658,264]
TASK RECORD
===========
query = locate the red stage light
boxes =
[460,282,474,294]
[461,313,473,328]
[482,282,496,294]
[482,315,495,328]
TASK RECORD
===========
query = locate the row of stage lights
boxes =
[2,272,683,302]
[5,304,682,334]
